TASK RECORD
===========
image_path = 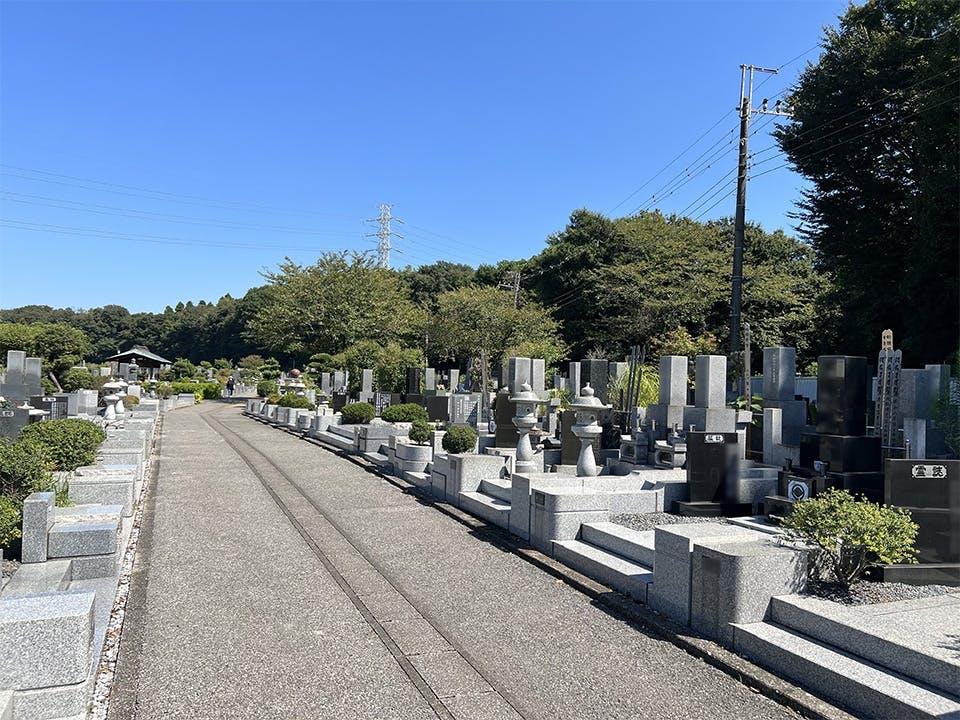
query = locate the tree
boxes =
[429,286,567,373]
[247,252,421,358]
[399,261,476,309]
[775,0,959,364]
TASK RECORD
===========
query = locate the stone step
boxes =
[551,539,652,602]
[48,506,122,559]
[726,515,783,535]
[312,429,356,452]
[580,522,655,567]
[479,477,512,502]
[770,595,960,699]
[0,690,11,720]
[402,471,432,491]
[0,560,72,599]
[458,491,510,530]
[362,451,390,468]
[733,621,960,719]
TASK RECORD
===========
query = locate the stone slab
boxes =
[0,590,95,690]
[21,493,55,564]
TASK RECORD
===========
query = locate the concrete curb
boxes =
[289,417,855,720]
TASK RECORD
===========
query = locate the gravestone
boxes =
[531,358,546,393]
[875,330,901,454]
[762,347,808,448]
[426,395,450,423]
[568,362,581,398]
[406,367,423,395]
[321,373,332,394]
[0,407,29,440]
[332,392,348,413]
[425,367,436,392]
[24,357,42,396]
[581,359,609,403]
[373,392,392,416]
[449,369,460,392]
[504,357,532,394]
[450,393,479,426]
[333,371,345,392]
[359,369,375,404]
[0,350,30,402]
[494,391,519,447]
[30,395,69,421]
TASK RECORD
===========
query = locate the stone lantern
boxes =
[285,368,307,396]
[115,378,129,417]
[102,380,122,422]
[510,382,547,475]
[570,384,610,477]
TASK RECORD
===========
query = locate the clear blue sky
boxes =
[1,0,851,314]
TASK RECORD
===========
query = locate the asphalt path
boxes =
[109,402,800,720]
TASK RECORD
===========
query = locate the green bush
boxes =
[19,418,106,472]
[123,394,140,408]
[780,489,919,587]
[277,394,315,410]
[380,403,428,423]
[0,495,21,547]
[408,419,431,444]
[442,425,477,454]
[340,402,375,424]
[0,439,54,504]
[200,382,222,400]
[265,393,281,405]
[257,380,277,398]
[60,368,98,392]
[170,358,197,379]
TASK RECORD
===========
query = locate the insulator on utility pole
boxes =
[498,270,523,307]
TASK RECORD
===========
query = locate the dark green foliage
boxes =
[780,489,919,587]
[340,402,375,424]
[168,381,222,400]
[60,368,98,392]
[19,418,106,472]
[380,403,428,423]
[257,379,277,398]
[408,419,431,444]
[0,439,53,499]
[775,0,959,364]
[399,261,476,309]
[0,495,21,547]
[442,425,478,454]
[276,394,315,410]
[258,358,281,380]
[170,358,197,379]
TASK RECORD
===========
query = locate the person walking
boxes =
[226,376,235,397]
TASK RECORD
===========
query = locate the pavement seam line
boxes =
[278,413,856,720]
[203,408,487,720]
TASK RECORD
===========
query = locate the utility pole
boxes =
[366,204,404,269]
[499,270,522,307]
[730,65,790,378]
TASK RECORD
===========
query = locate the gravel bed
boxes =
[803,580,956,605]
[612,514,957,607]
[611,512,728,532]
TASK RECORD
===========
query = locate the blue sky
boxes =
[1,0,851,313]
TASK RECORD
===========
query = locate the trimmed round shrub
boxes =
[201,382,223,400]
[441,425,478,454]
[408,419,431,444]
[0,495,21,547]
[18,418,106,472]
[380,403,428,423]
[340,402,375,424]
[123,394,140,408]
[277,394,315,411]
[257,379,277,398]
[0,439,53,500]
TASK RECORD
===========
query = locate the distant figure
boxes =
[226,376,235,397]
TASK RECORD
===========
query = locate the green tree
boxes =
[775,0,959,363]
[429,286,567,372]
[248,252,421,357]
[399,261,476,309]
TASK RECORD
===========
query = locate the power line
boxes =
[365,204,404,269]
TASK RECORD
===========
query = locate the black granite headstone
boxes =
[406,368,423,395]
[816,356,868,436]
[426,395,450,423]
[0,408,30,440]
[332,392,348,413]
[494,392,519,447]
[30,395,68,421]
[686,432,740,503]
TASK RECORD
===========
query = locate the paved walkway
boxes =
[109,402,800,720]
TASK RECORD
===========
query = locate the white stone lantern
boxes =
[102,380,122,422]
[510,382,547,475]
[570,384,610,477]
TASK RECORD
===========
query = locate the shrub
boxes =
[19,418,106,472]
[780,489,919,587]
[380,403,428,423]
[408,419,431,444]
[442,425,477,454]
[170,358,197,379]
[200,382,222,400]
[277,394,315,410]
[265,393,281,405]
[257,379,277,398]
[60,368,98,392]
[123,394,140,408]
[0,495,22,547]
[0,439,53,501]
[340,402,375,424]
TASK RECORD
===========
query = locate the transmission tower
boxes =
[366,204,404,269]
[499,270,523,307]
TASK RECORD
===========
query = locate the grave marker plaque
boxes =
[31,395,68,421]
[374,392,392,416]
